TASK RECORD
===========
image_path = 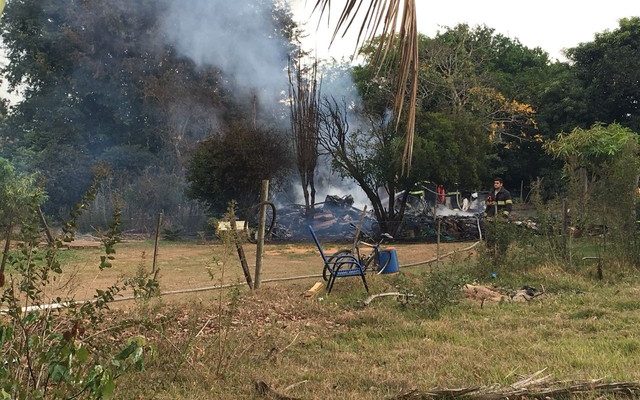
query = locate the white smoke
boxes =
[159,0,372,208]
[313,62,373,209]
[160,0,290,107]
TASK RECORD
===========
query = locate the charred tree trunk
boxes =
[288,56,321,218]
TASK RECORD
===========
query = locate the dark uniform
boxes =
[485,187,513,217]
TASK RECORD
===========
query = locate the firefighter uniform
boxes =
[485,188,513,217]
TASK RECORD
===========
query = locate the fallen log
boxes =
[255,372,640,400]
[363,292,416,306]
[386,370,640,399]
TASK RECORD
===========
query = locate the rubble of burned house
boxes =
[395,191,484,241]
[271,192,484,242]
[271,195,377,241]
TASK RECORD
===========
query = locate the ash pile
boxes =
[398,196,483,241]
[271,195,376,241]
[270,191,483,242]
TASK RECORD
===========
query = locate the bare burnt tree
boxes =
[318,97,412,235]
[288,56,321,215]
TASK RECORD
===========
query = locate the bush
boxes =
[187,123,292,217]
[1,172,153,398]
[76,169,209,235]
[546,123,640,267]
[395,268,467,319]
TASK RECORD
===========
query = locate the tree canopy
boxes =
[568,17,640,132]
[0,1,638,231]
[0,0,294,228]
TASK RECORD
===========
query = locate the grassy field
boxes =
[7,238,640,399]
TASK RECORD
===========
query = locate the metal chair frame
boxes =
[308,226,369,293]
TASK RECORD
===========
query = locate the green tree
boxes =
[547,123,640,264]
[353,26,538,193]
[319,97,425,235]
[0,158,45,225]
[567,17,640,132]
[0,0,296,226]
[186,123,292,216]
[0,0,170,216]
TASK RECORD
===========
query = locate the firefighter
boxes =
[485,177,513,218]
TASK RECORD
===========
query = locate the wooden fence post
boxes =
[436,218,441,267]
[152,211,163,278]
[351,205,367,254]
[230,209,253,290]
[254,180,269,290]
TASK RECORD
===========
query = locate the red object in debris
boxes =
[437,185,446,204]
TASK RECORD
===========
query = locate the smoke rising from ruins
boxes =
[160,0,371,208]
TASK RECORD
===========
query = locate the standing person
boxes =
[485,177,513,218]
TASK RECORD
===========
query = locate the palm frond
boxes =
[313,0,419,175]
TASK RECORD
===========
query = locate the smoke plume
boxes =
[160,0,372,209]
[160,0,290,108]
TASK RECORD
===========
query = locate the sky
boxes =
[289,0,640,61]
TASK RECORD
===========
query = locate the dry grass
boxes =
[44,240,469,300]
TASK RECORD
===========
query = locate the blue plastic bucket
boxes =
[377,248,400,274]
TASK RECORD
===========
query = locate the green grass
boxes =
[106,243,640,399]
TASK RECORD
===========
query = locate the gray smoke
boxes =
[161,0,290,108]
[313,62,371,209]
[160,1,373,209]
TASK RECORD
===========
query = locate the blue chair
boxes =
[308,226,369,293]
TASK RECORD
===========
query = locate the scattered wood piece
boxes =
[195,317,212,338]
[283,380,309,393]
[254,380,301,400]
[463,284,546,305]
[463,284,507,303]
[304,282,324,298]
[278,331,300,355]
[386,372,640,399]
[258,374,640,400]
[423,387,481,397]
[363,292,416,306]
[510,368,548,389]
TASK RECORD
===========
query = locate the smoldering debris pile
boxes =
[400,203,482,241]
[271,194,482,242]
[271,195,376,241]
[401,213,481,241]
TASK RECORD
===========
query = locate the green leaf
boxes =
[115,342,137,360]
[76,346,90,363]
[0,325,13,346]
[49,363,68,382]
[101,379,115,399]
[0,388,12,400]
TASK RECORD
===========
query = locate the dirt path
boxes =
[38,240,474,301]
